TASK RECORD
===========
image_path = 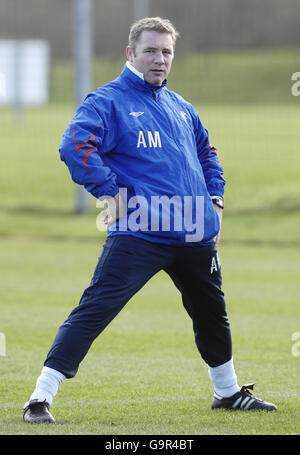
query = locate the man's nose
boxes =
[154,51,165,64]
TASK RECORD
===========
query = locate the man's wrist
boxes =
[211,195,224,210]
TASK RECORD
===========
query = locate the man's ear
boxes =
[126,46,134,63]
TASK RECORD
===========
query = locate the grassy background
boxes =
[0,48,300,435]
[51,47,300,105]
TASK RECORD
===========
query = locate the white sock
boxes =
[29,366,66,406]
[208,358,240,398]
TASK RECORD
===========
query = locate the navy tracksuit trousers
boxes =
[45,235,232,378]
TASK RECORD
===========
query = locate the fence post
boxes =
[134,0,150,20]
[73,0,93,213]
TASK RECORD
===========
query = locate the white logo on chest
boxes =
[179,110,188,122]
[137,130,162,148]
[129,112,144,117]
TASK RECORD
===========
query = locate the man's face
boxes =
[126,30,174,86]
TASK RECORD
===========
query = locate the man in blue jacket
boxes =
[23,17,276,423]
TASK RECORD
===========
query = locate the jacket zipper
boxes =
[153,89,158,102]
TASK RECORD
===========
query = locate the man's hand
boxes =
[213,204,223,246]
[100,192,127,226]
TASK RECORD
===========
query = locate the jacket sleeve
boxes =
[191,109,226,197]
[59,98,119,200]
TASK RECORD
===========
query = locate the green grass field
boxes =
[1,49,300,435]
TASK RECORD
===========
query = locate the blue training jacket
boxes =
[59,63,226,246]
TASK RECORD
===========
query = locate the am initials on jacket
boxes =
[137,130,162,148]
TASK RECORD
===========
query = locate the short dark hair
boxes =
[128,17,179,51]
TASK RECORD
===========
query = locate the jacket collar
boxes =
[120,63,167,97]
[126,61,144,80]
